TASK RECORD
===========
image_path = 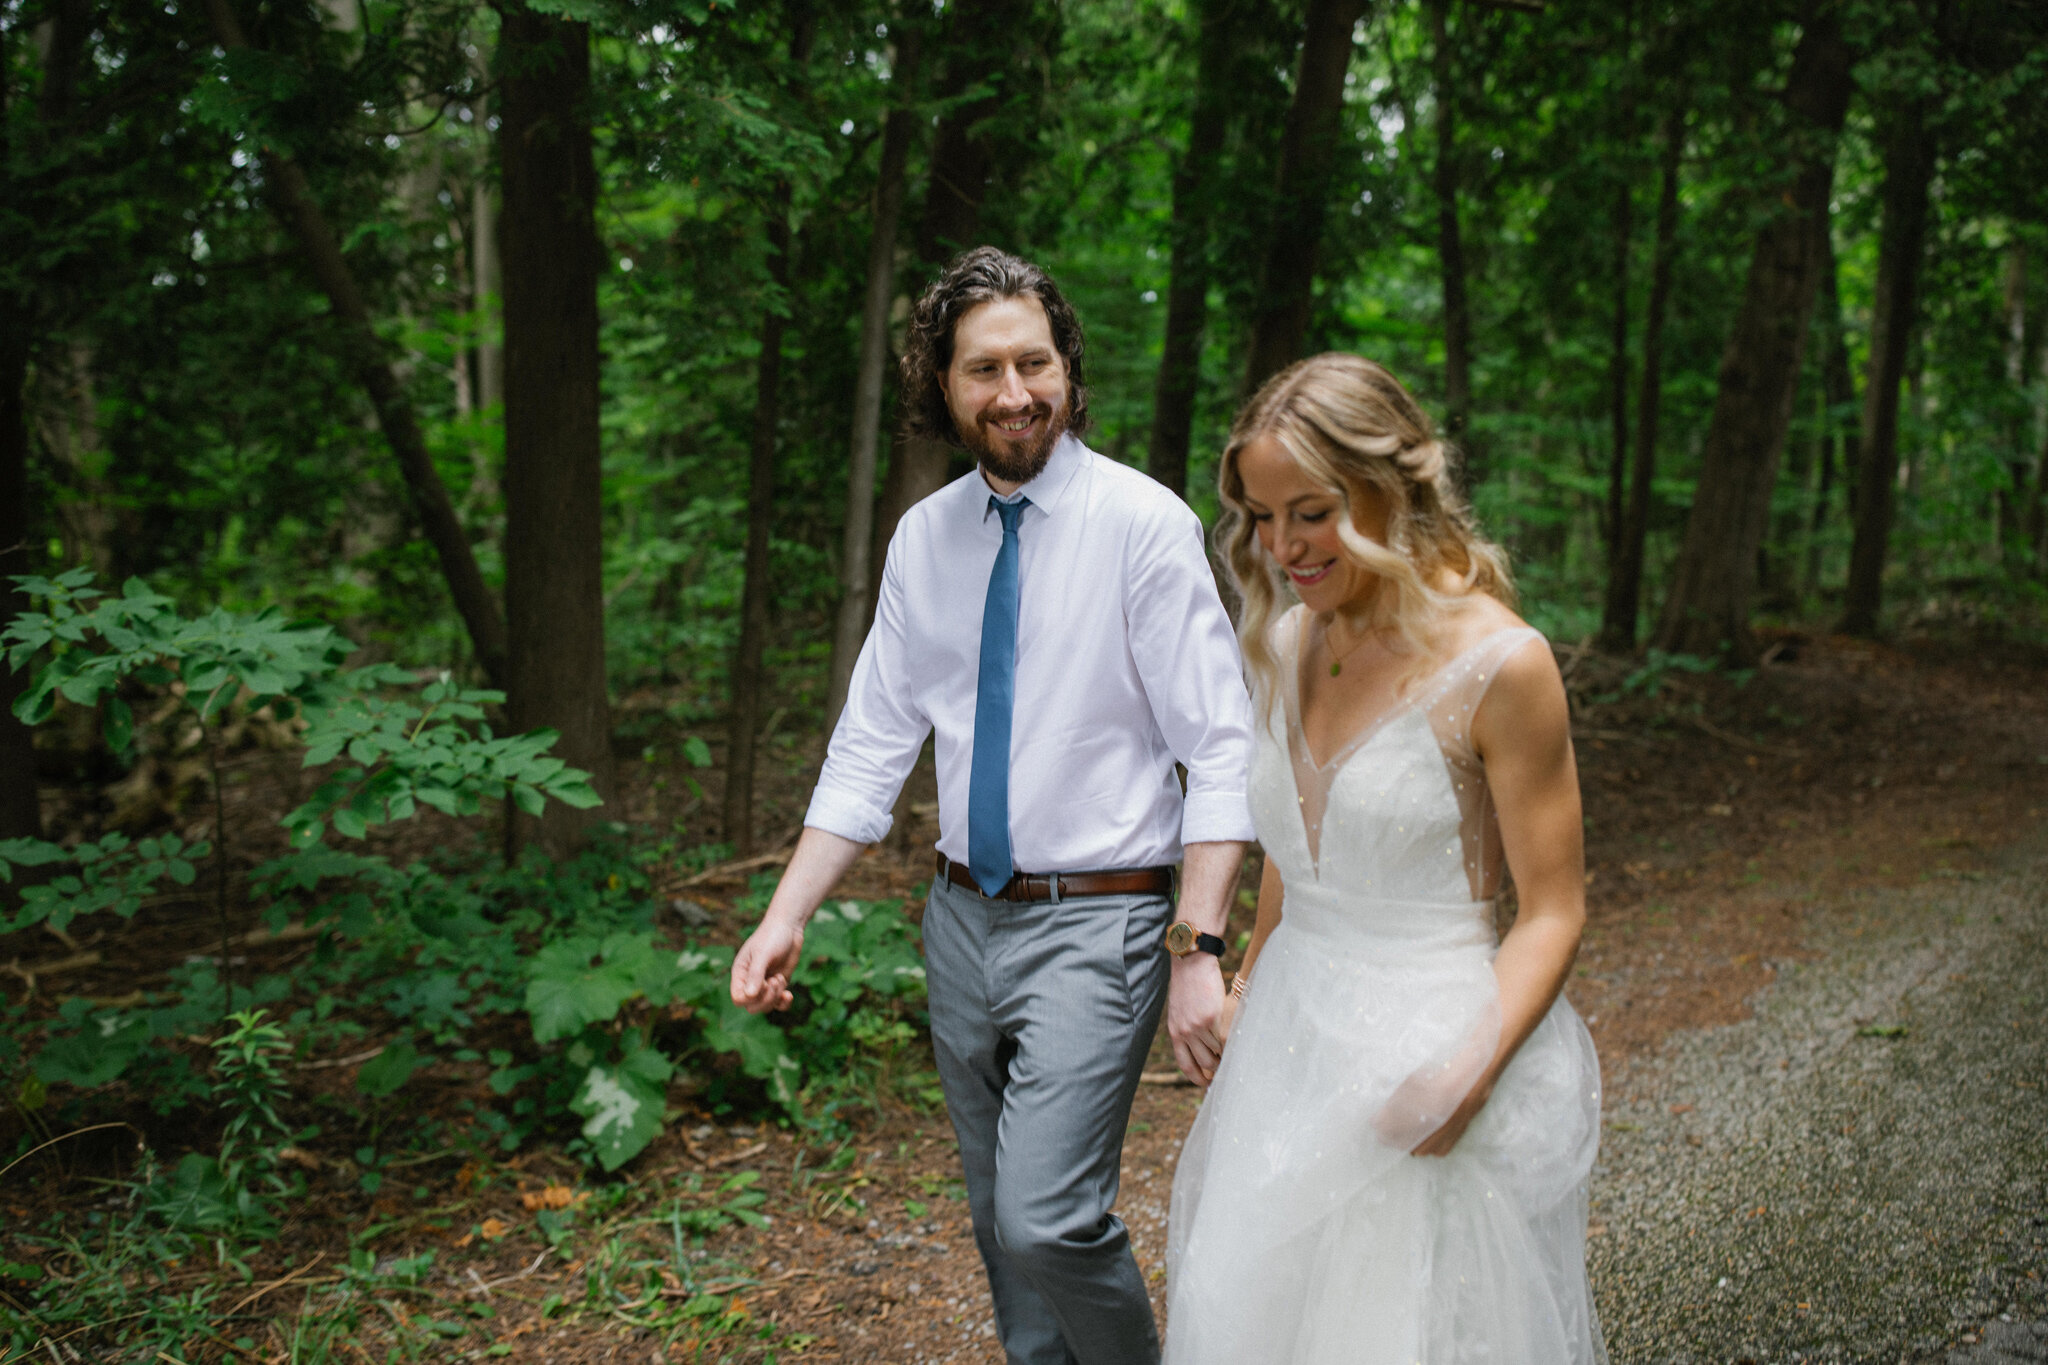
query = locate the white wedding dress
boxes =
[1165,611,1605,1365]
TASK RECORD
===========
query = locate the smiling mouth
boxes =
[1286,561,1335,586]
[987,412,1040,437]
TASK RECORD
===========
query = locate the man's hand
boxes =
[731,916,804,1013]
[726,827,869,1013]
[1166,955,1227,1086]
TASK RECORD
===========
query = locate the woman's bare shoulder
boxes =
[1435,593,1533,655]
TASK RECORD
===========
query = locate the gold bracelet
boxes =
[1230,972,1250,1000]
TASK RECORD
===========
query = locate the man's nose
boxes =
[996,366,1030,408]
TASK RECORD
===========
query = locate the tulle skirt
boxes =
[1164,889,1606,1365]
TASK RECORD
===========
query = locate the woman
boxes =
[1165,354,1604,1364]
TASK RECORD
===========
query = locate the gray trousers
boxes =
[922,873,1173,1365]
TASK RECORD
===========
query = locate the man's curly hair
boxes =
[899,246,1091,446]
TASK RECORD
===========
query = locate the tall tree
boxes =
[0,313,35,843]
[725,9,816,855]
[1805,228,1855,593]
[202,0,509,688]
[1147,0,1238,494]
[1654,5,1852,659]
[826,31,921,731]
[867,0,1046,579]
[1423,0,1477,475]
[1600,103,1684,652]
[1840,97,1936,637]
[1242,0,1369,389]
[498,0,614,851]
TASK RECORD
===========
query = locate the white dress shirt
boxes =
[806,433,1257,873]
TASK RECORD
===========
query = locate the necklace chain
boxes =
[1321,617,1377,676]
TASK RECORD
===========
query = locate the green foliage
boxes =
[0,831,204,934]
[285,669,602,842]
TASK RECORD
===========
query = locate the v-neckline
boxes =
[1283,615,1517,774]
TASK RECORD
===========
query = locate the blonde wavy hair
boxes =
[1216,353,1516,705]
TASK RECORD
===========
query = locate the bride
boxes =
[1165,354,1604,1364]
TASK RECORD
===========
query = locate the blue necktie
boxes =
[969,496,1029,897]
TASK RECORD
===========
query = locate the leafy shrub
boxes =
[2,571,930,1184]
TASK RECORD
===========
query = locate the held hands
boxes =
[730,916,804,1013]
[1166,956,1228,1087]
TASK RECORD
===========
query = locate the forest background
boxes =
[3,0,2048,1359]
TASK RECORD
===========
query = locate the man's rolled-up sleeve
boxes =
[804,536,931,845]
[1126,501,1257,846]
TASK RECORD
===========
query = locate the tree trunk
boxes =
[0,320,39,842]
[1599,169,1633,565]
[1599,104,1682,653]
[723,4,816,854]
[1653,7,1852,659]
[1995,244,2031,561]
[1839,99,1935,638]
[1146,0,1236,495]
[498,1,614,851]
[723,207,791,855]
[1242,0,1368,390]
[826,45,920,732]
[473,95,504,414]
[202,0,508,688]
[1806,230,1853,592]
[1425,0,1478,480]
[868,0,1040,600]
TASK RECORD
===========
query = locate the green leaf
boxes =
[682,736,713,768]
[356,1041,424,1098]
[569,1045,673,1171]
[103,697,133,756]
[525,938,639,1043]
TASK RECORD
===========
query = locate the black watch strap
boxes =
[1165,921,1227,958]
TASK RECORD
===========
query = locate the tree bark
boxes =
[1806,228,1854,592]
[724,6,816,853]
[1146,0,1236,495]
[0,319,39,842]
[1242,0,1368,390]
[498,1,614,851]
[868,0,1041,600]
[202,0,508,688]
[723,205,791,855]
[1840,99,1935,637]
[1653,7,1852,659]
[1600,105,1681,652]
[1599,168,1633,566]
[1995,244,2031,562]
[826,43,920,732]
[473,95,504,414]
[1425,0,1478,479]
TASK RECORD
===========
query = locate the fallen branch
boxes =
[1683,713,1804,758]
[296,1045,385,1072]
[224,1252,328,1316]
[676,837,799,888]
[1138,1071,1193,1087]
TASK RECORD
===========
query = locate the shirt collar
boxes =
[980,433,1089,522]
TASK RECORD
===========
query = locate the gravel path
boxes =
[1588,829,2048,1364]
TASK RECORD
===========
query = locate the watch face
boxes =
[1165,922,1194,955]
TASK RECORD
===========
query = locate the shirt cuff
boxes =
[804,783,894,846]
[1181,790,1256,847]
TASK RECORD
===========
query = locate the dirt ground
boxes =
[5,625,2047,1363]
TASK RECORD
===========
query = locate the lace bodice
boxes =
[1249,609,1543,905]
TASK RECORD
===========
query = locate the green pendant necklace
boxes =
[1325,620,1372,676]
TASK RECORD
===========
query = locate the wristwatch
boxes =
[1164,921,1226,959]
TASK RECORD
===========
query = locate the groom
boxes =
[731,246,1252,1364]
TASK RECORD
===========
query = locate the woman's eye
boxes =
[1299,510,1329,524]
[1249,512,1272,523]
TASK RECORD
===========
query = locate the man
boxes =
[731,246,1252,1365]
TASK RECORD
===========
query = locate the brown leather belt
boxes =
[936,853,1174,903]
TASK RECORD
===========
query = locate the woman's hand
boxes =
[1216,992,1240,1044]
[1406,1071,1495,1157]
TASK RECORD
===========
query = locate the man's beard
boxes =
[958,400,1069,486]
